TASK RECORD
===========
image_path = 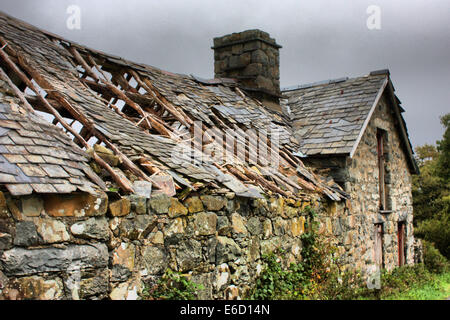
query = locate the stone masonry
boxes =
[345,93,415,270]
[302,91,417,272]
[0,188,347,300]
[212,30,282,101]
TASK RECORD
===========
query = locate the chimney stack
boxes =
[212,29,282,103]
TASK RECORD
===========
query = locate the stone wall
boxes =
[300,92,417,273]
[213,30,281,100]
[344,92,415,271]
[0,187,346,300]
[302,156,349,186]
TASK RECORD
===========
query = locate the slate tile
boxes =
[3,154,28,163]
[6,145,27,154]
[0,172,16,183]
[24,155,45,163]
[7,131,35,145]
[40,164,70,178]
[0,135,14,145]
[0,119,21,129]
[42,155,65,165]
[63,166,84,176]
[5,183,33,195]
[31,183,57,193]
[53,183,77,193]
[16,129,40,138]
[17,163,47,177]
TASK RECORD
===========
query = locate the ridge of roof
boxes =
[282,71,389,94]
[282,76,350,92]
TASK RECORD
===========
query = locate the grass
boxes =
[382,271,450,300]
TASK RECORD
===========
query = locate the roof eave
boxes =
[385,80,420,174]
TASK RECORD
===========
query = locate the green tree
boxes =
[412,144,444,221]
[413,113,450,258]
[436,114,450,185]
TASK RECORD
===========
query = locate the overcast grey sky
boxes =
[1,0,449,148]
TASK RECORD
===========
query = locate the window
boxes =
[374,223,384,269]
[397,221,407,266]
[377,129,389,210]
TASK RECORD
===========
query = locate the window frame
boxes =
[376,128,389,211]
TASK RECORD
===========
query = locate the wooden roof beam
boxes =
[24,94,74,118]
[0,40,133,193]
[81,78,156,107]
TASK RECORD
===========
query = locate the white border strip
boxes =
[349,77,389,158]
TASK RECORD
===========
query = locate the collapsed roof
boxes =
[0,11,346,200]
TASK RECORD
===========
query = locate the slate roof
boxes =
[0,11,346,200]
[0,94,104,196]
[282,74,388,156]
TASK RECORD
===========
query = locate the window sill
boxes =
[379,210,393,214]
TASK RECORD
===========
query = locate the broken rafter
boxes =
[279,147,301,167]
[242,166,291,198]
[131,69,299,197]
[67,45,160,135]
[269,172,295,194]
[84,54,173,137]
[24,94,73,118]
[208,107,287,172]
[139,157,162,175]
[128,69,192,128]
[67,46,100,82]
[0,37,156,192]
[223,164,250,182]
[81,78,156,108]
[80,78,168,128]
[0,66,34,113]
[0,43,134,193]
[74,126,93,148]
[271,169,305,193]
[111,71,134,93]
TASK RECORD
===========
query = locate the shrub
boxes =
[379,264,432,297]
[415,215,450,259]
[248,205,449,300]
[248,206,375,300]
[422,240,449,274]
[141,269,203,300]
[249,250,308,300]
[315,267,374,300]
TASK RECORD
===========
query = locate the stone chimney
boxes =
[212,29,282,103]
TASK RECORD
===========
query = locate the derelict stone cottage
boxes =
[212,30,421,271]
[282,72,420,270]
[0,11,420,300]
